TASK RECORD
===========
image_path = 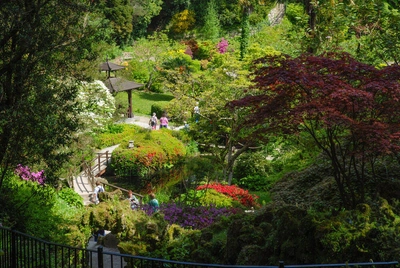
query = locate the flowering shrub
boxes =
[142,203,240,229]
[180,189,235,208]
[182,39,199,58]
[184,46,193,58]
[14,164,46,185]
[217,38,228,54]
[109,125,186,178]
[197,183,258,208]
[76,80,115,132]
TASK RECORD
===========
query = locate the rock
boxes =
[103,233,119,248]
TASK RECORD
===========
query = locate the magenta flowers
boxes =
[217,38,228,54]
[15,164,46,185]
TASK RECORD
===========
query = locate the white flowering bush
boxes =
[76,80,115,132]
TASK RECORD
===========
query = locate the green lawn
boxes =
[115,90,174,116]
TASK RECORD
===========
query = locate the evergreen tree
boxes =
[240,7,250,60]
[202,0,220,41]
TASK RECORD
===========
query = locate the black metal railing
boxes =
[0,226,398,268]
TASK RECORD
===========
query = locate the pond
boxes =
[101,156,215,202]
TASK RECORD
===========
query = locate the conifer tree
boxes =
[240,5,250,60]
[202,0,220,41]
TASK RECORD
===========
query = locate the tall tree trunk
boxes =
[304,0,317,54]
[226,142,250,185]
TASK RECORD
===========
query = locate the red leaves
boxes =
[231,52,400,156]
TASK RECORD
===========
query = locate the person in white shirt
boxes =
[128,190,140,210]
[193,102,200,122]
[149,112,158,130]
[94,181,105,204]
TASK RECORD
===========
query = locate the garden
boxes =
[1,0,400,266]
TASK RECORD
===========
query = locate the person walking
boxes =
[93,181,105,204]
[149,112,158,130]
[159,113,169,129]
[193,102,200,122]
[128,190,140,210]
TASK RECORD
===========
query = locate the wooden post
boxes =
[127,90,132,118]
[97,154,101,174]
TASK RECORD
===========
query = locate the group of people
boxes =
[94,181,159,213]
[149,112,169,130]
[149,103,200,131]
[128,191,159,213]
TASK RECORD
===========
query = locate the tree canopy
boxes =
[230,52,400,208]
[0,0,98,186]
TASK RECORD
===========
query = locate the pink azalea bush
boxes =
[217,38,228,54]
[15,164,46,185]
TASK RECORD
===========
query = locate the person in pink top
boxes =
[159,113,169,129]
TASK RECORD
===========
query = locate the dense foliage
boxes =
[230,52,400,209]
[0,171,88,245]
[0,0,99,185]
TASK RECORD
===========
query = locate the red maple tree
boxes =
[230,52,400,209]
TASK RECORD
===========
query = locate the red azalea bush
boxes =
[197,183,259,208]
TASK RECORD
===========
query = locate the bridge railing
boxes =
[67,150,112,191]
[102,181,144,205]
[0,226,398,268]
[84,151,111,188]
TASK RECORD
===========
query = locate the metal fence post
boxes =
[97,246,104,268]
[42,247,46,267]
[11,230,16,268]
[279,261,284,268]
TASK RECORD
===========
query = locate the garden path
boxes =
[87,233,127,267]
[121,114,186,130]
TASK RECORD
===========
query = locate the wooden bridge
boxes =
[72,145,116,205]
[72,144,143,205]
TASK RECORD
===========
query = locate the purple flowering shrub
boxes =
[142,203,241,230]
[217,38,228,54]
[15,164,46,185]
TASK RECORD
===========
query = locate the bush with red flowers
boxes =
[196,183,258,208]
